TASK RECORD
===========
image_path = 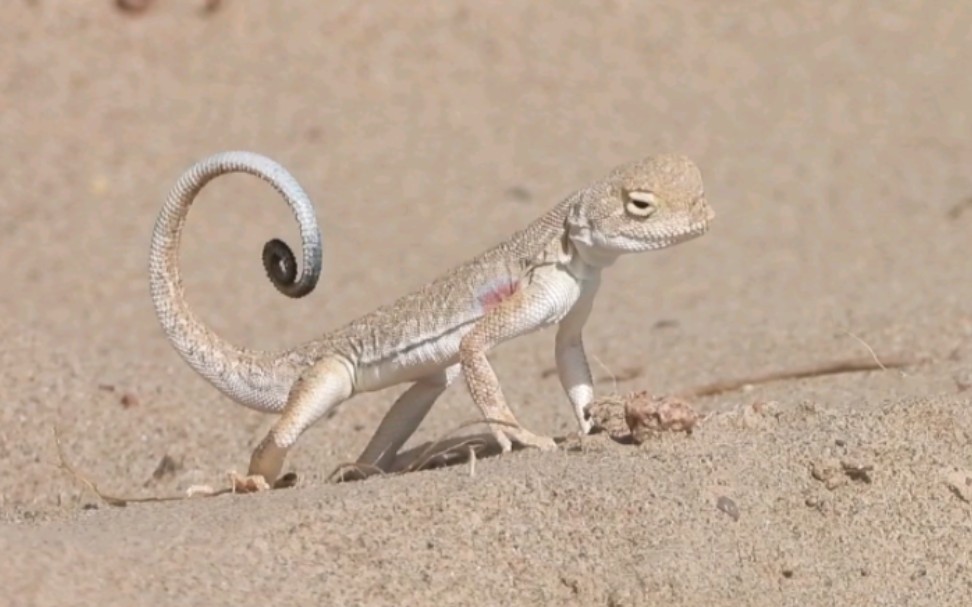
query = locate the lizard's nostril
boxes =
[691,196,714,223]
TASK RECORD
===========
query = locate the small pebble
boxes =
[943,467,972,503]
[150,454,180,481]
[116,0,152,13]
[716,495,740,521]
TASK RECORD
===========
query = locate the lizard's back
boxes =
[295,200,572,387]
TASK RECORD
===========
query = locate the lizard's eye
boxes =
[625,191,657,218]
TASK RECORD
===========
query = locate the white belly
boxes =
[353,324,466,392]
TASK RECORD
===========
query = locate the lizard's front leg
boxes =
[554,276,600,434]
[555,333,595,434]
[459,286,560,453]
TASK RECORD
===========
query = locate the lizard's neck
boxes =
[504,195,619,275]
[569,239,620,269]
[540,192,621,270]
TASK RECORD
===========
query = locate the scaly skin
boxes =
[149,151,713,487]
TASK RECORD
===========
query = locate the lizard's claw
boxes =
[494,430,514,453]
[510,429,558,452]
[491,423,558,453]
[229,472,271,493]
[577,416,594,436]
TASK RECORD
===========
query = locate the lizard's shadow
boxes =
[332,427,625,482]
[331,433,563,482]
[389,432,505,474]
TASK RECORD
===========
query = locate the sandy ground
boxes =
[1,1,971,605]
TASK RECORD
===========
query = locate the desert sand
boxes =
[1,2,971,605]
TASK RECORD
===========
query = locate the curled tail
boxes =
[149,151,322,412]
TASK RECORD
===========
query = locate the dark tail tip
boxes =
[262,238,314,298]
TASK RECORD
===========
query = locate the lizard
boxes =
[149,151,714,489]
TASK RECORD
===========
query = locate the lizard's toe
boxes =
[229,472,272,493]
[495,431,514,453]
[514,431,558,452]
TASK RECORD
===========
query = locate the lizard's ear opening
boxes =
[560,228,572,256]
[564,203,590,245]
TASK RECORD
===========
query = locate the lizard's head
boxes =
[566,154,713,265]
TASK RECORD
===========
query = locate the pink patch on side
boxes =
[477,279,519,311]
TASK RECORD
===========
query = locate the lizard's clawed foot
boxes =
[229,472,271,493]
[488,419,558,453]
[494,430,514,453]
[490,422,558,453]
[229,471,299,493]
[508,428,558,452]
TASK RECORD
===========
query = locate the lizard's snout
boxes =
[689,196,715,231]
[692,194,715,223]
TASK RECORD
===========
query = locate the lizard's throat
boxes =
[568,236,621,268]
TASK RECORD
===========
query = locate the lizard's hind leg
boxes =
[248,357,353,485]
[354,364,461,474]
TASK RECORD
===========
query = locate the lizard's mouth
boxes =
[573,216,711,256]
[646,220,710,250]
[689,219,711,236]
[673,219,711,240]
